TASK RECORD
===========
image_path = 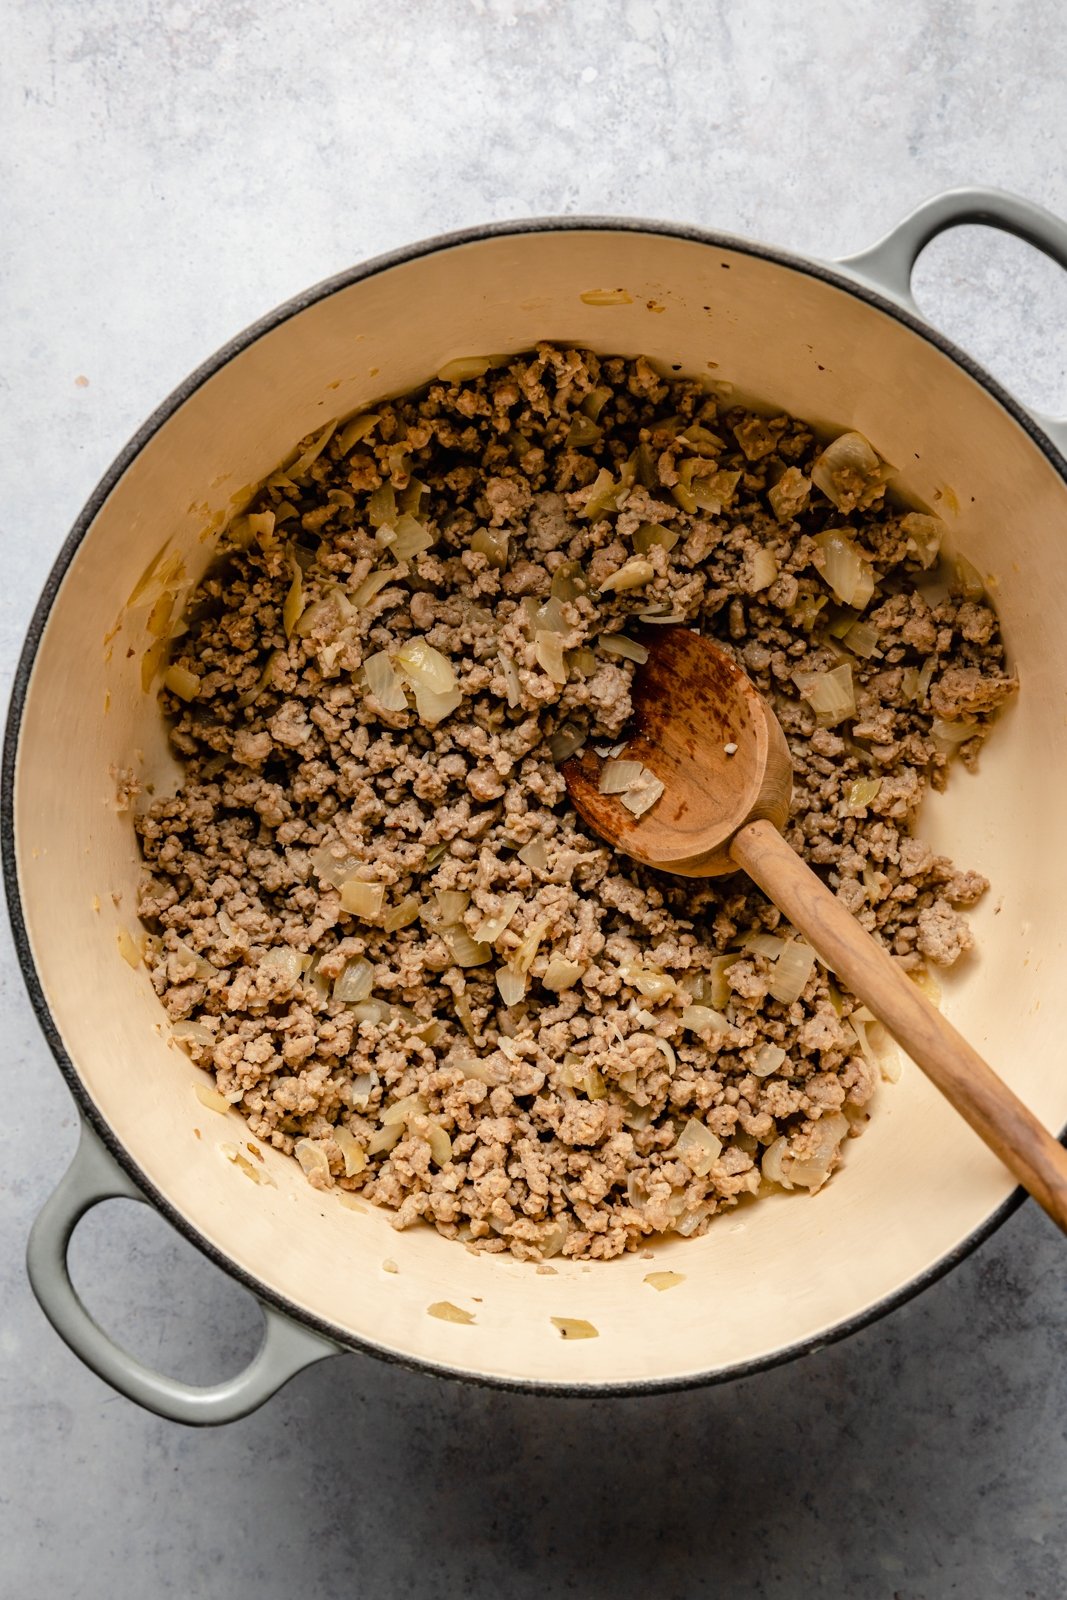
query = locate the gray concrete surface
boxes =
[1,2,1065,1596]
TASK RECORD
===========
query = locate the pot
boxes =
[7,188,1067,1424]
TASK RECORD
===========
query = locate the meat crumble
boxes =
[134,345,1015,1260]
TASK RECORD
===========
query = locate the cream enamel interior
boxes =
[13,228,1067,1388]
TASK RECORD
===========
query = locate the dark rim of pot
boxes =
[5,215,1066,1401]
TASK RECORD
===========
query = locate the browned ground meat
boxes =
[135,345,1015,1261]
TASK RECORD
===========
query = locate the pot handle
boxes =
[837,186,1067,453]
[26,1117,341,1425]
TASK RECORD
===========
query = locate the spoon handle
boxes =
[731,817,1067,1236]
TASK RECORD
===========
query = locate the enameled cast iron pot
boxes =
[6,188,1067,1425]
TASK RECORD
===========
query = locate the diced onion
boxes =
[472,894,522,944]
[550,561,588,602]
[367,1123,404,1157]
[579,467,620,524]
[295,1139,332,1185]
[367,485,396,527]
[496,966,527,1006]
[654,1038,677,1070]
[337,412,381,454]
[304,953,331,1004]
[437,356,493,381]
[453,992,479,1041]
[599,759,644,794]
[259,946,303,986]
[811,430,893,512]
[581,386,612,420]
[498,652,521,708]
[844,620,881,658]
[931,716,979,744]
[471,528,509,569]
[578,1066,606,1100]
[350,999,391,1025]
[704,956,737,1010]
[793,662,856,727]
[761,1135,793,1188]
[333,1125,367,1177]
[428,1300,477,1324]
[619,773,665,816]
[900,511,943,568]
[787,1111,850,1191]
[442,926,492,968]
[425,1122,453,1166]
[363,650,408,711]
[549,1317,598,1340]
[525,595,567,633]
[288,422,336,480]
[767,468,811,522]
[670,1203,705,1236]
[566,414,602,447]
[333,957,374,1003]
[340,880,385,921]
[436,889,471,922]
[768,940,816,1003]
[619,1085,649,1118]
[163,663,201,701]
[549,721,586,763]
[567,646,597,677]
[349,567,405,609]
[953,554,985,599]
[675,1118,723,1176]
[539,1221,569,1259]
[680,1003,730,1034]
[193,1080,230,1114]
[620,964,675,1002]
[753,1042,786,1077]
[311,846,362,888]
[237,650,280,708]
[632,522,679,555]
[645,1271,686,1291]
[599,634,648,663]
[851,1012,901,1083]
[748,547,778,592]
[900,666,921,702]
[517,838,549,872]
[394,637,457,695]
[534,631,568,684]
[414,685,463,726]
[381,1093,427,1127]
[743,932,786,960]
[453,1056,496,1085]
[597,556,655,594]
[351,1070,379,1108]
[845,777,882,811]
[827,606,859,640]
[282,558,303,638]
[813,530,875,610]
[389,514,434,563]
[542,957,582,992]
[174,1019,214,1049]
[512,917,550,974]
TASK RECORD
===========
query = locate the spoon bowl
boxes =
[563,628,791,875]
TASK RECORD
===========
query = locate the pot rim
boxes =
[5,213,1064,1398]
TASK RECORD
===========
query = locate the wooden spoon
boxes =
[564,626,1067,1234]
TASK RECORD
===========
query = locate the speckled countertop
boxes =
[2,3,1066,1596]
